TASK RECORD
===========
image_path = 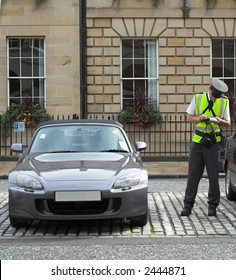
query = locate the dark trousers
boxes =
[183,142,220,209]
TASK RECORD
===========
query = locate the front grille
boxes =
[36,198,121,215]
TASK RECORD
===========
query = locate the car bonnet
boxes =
[28,152,132,181]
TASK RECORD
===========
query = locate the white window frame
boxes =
[120,38,159,109]
[211,39,236,79]
[211,38,236,119]
[7,37,46,107]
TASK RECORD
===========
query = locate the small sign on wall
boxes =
[14,122,25,132]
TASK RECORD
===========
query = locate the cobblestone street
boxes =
[1,189,236,238]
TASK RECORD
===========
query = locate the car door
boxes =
[227,132,236,186]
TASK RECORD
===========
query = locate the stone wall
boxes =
[0,0,80,116]
[0,0,236,118]
[86,0,236,116]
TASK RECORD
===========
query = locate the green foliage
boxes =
[118,86,162,127]
[205,0,217,9]
[0,0,48,10]
[204,0,236,10]
[112,0,161,8]
[152,0,161,8]
[118,106,162,127]
[1,102,51,139]
[34,0,48,10]
[2,102,50,125]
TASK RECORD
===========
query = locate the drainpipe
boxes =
[180,0,188,7]
[180,0,190,18]
[80,0,87,119]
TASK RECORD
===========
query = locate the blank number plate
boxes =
[55,191,101,202]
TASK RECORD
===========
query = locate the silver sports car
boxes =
[8,120,148,227]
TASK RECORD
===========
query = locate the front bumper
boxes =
[8,185,148,221]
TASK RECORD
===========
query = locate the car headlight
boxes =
[16,175,44,190]
[113,171,148,189]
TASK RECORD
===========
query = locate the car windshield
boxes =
[29,125,130,153]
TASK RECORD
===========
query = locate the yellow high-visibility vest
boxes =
[192,92,228,143]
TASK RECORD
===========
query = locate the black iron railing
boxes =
[0,114,235,160]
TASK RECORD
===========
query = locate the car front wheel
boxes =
[225,167,236,201]
[9,214,30,228]
[129,212,148,227]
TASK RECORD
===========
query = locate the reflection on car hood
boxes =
[21,152,136,181]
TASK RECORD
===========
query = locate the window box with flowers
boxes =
[118,106,162,127]
[1,102,51,140]
[117,91,162,127]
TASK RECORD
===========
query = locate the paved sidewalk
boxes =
[144,161,189,178]
[0,160,190,179]
[0,161,18,179]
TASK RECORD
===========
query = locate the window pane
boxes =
[39,58,44,76]
[9,79,20,98]
[34,78,39,97]
[224,40,234,58]
[9,58,20,77]
[226,79,234,95]
[134,80,146,97]
[134,59,145,78]
[212,59,222,77]
[122,59,133,78]
[147,58,157,78]
[33,58,39,76]
[212,39,222,58]
[122,39,133,58]
[10,98,21,105]
[224,59,234,77]
[21,58,32,76]
[146,40,157,59]
[123,99,133,108]
[21,39,32,57]
[9,39,20,57]
[123,80,133,98]
[34,57,44,76]
[39,39,44,58]
[22,79,32,97]
[34,79,45,106]
[134,40,144,59]
[226,79,235,119]
[148,79,157,106]
[33,38,44,58]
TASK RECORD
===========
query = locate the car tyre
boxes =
[225,167,236,201]
[129,212,148,227]
[9,214,30,228]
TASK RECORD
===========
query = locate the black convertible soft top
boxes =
[36,119,123,129]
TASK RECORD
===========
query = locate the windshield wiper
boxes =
[50,150,80,153]
[99,149,129,153]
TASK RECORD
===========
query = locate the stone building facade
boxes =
[86,0,236,118]
[0,0,236,119]
[0,0,81,117]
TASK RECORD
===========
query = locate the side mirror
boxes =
[11,143,23,155]
[135,141,147,152]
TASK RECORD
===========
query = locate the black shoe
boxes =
[180,207,192,216]
[208,208,217,217]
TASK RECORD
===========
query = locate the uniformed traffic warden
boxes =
[181,78,231,217]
